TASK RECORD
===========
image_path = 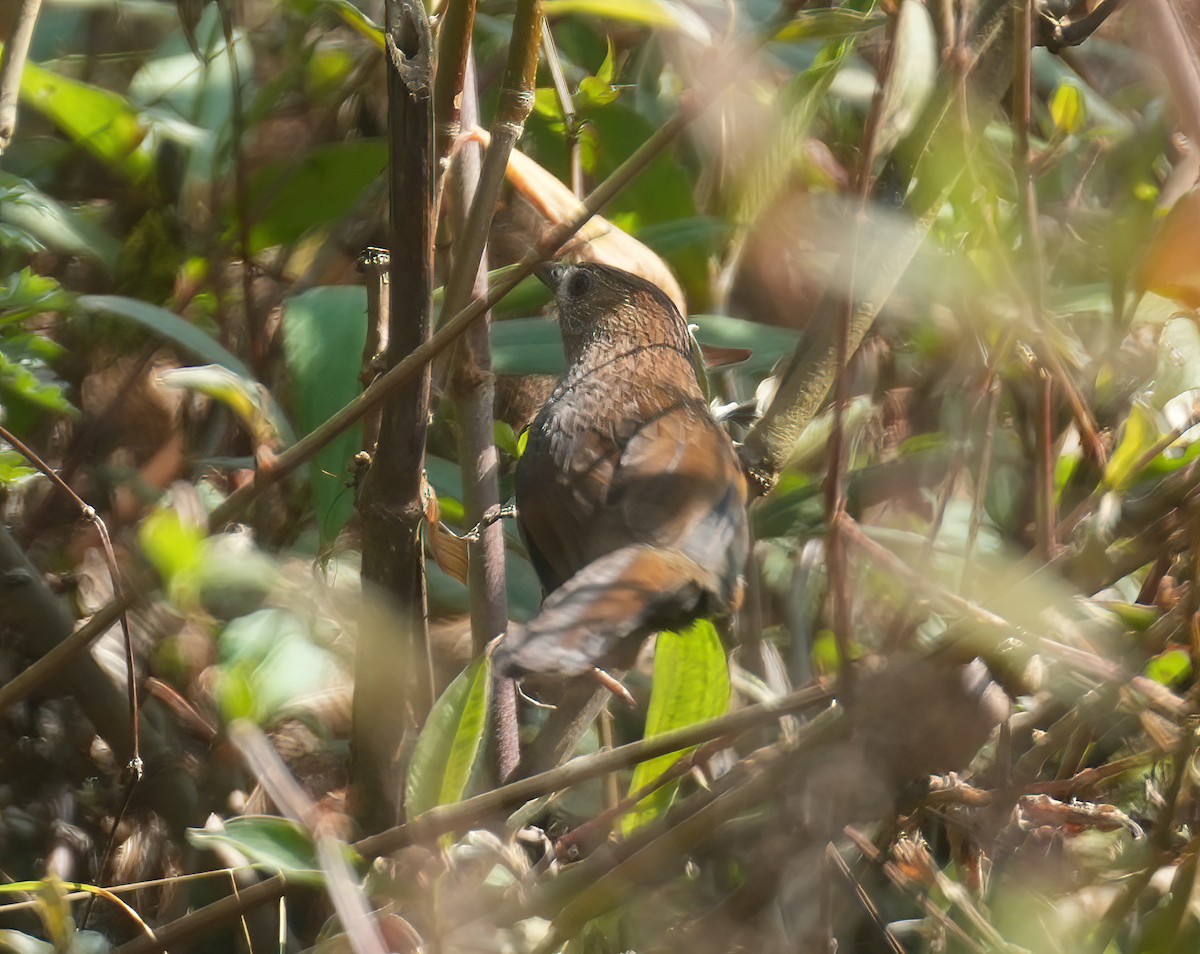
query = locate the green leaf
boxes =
[0,268,73,325]
[0,175,119,271]
[1104,401,1159,490]
[19,60,153,181]
[492,318,567,375]
[1092,601,1160,632]
[1144,648,1191,687]
[689,315,801,377]
[316,0,386,49]
[76,295,254,378]
[773,8,882,42]
[215,609,344,724]
[0,450,36,484]
[543,0,711,41]
[576,39,620,109]
[281,287,367,543]
[1152,317,1200,408]
[1049,82,1086,136]
[158,365,287,447]
[406,657,492,819]
[187,816,324,886]
[248,141,386,252]
[493,420,522,458]
[138,505,206,600]
[621,620,729,836]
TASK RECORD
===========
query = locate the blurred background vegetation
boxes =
[3,0,1200,950]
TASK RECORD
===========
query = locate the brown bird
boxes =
[494,262,749,677]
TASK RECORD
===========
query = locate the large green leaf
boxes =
[281,286,367,543]
[187,816,324,886]
[18,60,153,181]
[249,141,387,253]
[76,294,252,377]
[489,314,800,379]
[621,620,730,835]
[405,657,492,819]
[491,318,566,376]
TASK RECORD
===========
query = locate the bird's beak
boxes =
[534,261,568,290]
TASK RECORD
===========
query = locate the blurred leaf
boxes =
[1145,648,1191,687]
[773,8,881,42]
[282,287,367,543]
[576,40,620,109]
[1139,189,1200,308]
[215,609,344,724]
[0,175,119,271]
[1049,82,1086,136]
[0,450,36,484]
[406,657,492,819]
[139,505,206,601]
[18,60,152,181]
[0,340,73,418]
[873,0,937,157]
[187,816,324,886]
[1105,401,1159,490]
[0,929,55,953]
[0,268,72,325]
[76,295,254,378]
[126,4,253,196]
[158,365,287,447]
[249,141,386,252]
[316,0,385,48]
[1152,318,1200,409]
[543,0,711,41]
[811,629,841,676]
[494,420,522,458]
[1093,601,1160,632]
[621,620,729,835]
[492,318,567,375]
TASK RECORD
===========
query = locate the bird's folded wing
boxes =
[494,544,717,676]
[605,401,748,577]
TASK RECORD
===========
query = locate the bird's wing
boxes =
[603,400,748,599]
[493,544,716,676]
[515,406,622,594]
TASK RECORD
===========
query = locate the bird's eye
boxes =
[563,269,594,298]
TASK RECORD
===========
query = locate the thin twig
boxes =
[540,18,583,196]
[0,425,141,772]
[114,683,833,954]
[1014,0,1055,559]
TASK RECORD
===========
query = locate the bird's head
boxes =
[535,261,690,361]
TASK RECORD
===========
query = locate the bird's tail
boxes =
[494,544,718,677]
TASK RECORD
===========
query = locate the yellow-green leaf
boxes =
[621,620,729,836]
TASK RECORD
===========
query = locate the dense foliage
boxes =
[3,0,1200,951]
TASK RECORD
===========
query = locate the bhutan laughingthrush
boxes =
[493,262,749,677]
